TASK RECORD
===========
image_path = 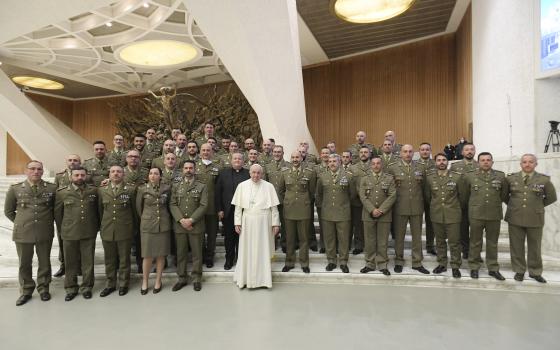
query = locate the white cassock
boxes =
[231,179,280,289]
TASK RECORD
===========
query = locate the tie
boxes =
[32,185,38,194]
[523,175,529,185]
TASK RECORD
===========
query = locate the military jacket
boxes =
[83,156,109,187]
[150,154,165,171]
[504,172,557,228]
[316,169,356,221]
[462,169,507,221]
[349,161,371,206]
[265,159,291,202]
[449,159,478,174]
[54,169,72,189]
[257,152,273,166]
[359,172,396,222]
[145,141,162,157]
[424,171,463,224]
[195,159,222,214]
[417,158,436,173]
[303,153,319,166]
[4,180,57,243]
[139,146,158,170]
[348,143,377,163]
[380,153,400,169]
[195,135,221,149]
[218,153,234,168]
[107,149,126,167]
[98,183,136,241]
[136,183,172,234]
[314,162,329,177]
[124,166,148,187]
[170,179,208,234]
[54,184,100,240]
[161,168,183,187]
[244,161,266,175]
[386,160,425,216]
[279,166,317,220]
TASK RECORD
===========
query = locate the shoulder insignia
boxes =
[450,170,463,176]
[56,186,68,192]
[507,172,516,177]
[56,170,66,175]
[281,167,290,172]
[494,170,505,175]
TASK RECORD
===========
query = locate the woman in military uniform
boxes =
[136,167,172,294]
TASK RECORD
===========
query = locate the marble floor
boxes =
[0,283,559,350]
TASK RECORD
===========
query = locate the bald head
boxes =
[400,144,413,162]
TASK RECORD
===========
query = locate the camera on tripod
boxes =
[544,120,560,153]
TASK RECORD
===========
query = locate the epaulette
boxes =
[507,172,516,177]
[44,180,55,186]
[57,186,68,192]
[12,181,25,187]
[56,170,66,175]
[99,182,109,187]
[494,169,505,175]
[425,169,437,176]
[195,180,206,186]
[450,170,463,176]
[281,167,290,172]
[84,158,94,162]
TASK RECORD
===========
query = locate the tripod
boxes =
[544,120,560,153]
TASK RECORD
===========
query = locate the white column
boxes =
[0,127,6,176]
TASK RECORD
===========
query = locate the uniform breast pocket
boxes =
[364,187,372,198]
[64,200,75,207]
[18,198,30,208]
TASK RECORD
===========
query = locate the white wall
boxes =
[535,77,560,153]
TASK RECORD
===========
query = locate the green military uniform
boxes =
[303,153,319,166]
[138,146,157,171]
[244,160,266,174]
[257,152,273,166]
[98,182,136,289]
[4,180,57,296]
[216,148,228,157]
[135,183,172,257]
[316,169,356,266]
[504,172,557,276]
[380,153,399,169]
[145,140,162,158]
[279,165,317,268]
[83,156,109,187]
[265,159,291,250]
[359,172,396,269]
[195,158,222,264]
[348,143,377,164]
[151,153,176,171]
[450,159,479,255]
[312,162,329,250]
[387,160,425,268]
[161,167,182,187]
[124,166,148,187]
[195,135,221,149]
[54,184,100,294]
[462,169,507,272]
[218,153,234,168]
[417,158,437,252]
[54,169,73,268]
[107,149,126,167]
[170,179,208,283]
[424,170,464,269]
[175,149,197,169]
[349,160,371,251]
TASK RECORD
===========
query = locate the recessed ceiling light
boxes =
[116,40,201,69]
[12,76,64,90]
[143,2,149,8]
[106,22,113,27]
[331,0,415,24]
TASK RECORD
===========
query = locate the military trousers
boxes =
[468,219,501,271]
[63,238,96,293]
[363,220,391,269]
[460,209,470,254]
[322,220,350,265]
[102,239,131,289]
[277,205,286,251]
[56,231,64,266]
[433,222,461,268]
[309,204,320,250]
[15,240,53,296]
[203,214,218,263]
[393,214,424,267]
[350,205,364,250]
[176,233,203,283]
[284,219,310,268]
[508,224,543,276]
[424,203,434,251]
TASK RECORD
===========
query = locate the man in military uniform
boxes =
[379,140,400,169]
[417,142,436,255]
[349,131,377,163]
[316,154,356,273]
[504,154,557,283]
[349,146,372,255]
[207,137,220,155]
[107,134,127,167]
[265,145,290,252]
[152,139,176,170]
[299,140,319,165]
[387,145,430,274]
[312,147,331,252]
[173,134,188,167]
[257,138,274,165]
[216,135,231,157]
[196,143,222,268]
[133,133,155,171]
[242,138,257,160]
[461,152,507,280]
[382,130,402,155]
[326,140,336,154]
[195,122,221,148]
[358,156,396,275]
[341,151,352,170]
[450,142,478,258]
[171,128,182,142]
[54,167,100,301]
[145,128,162,157]
[219,141,239,168]
[279,151,316,273]
[424,153,463,278]
[161,153,182,186]
[83,140,109,187]
[170,160,208,291]
[245,149,264,173]
[4,160,57,306]
[98,165,136,297]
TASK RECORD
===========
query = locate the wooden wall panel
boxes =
[7,133,31,175]
[455,5,472,142]
[72,97,120,146]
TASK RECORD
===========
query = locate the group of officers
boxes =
[4,123,557,306]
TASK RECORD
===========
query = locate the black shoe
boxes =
[224,261,233,270]
[53,267,65,278]
[380,269,391,276]
[193,282,202,291]
[514,273,524,282]
[489,271,505,281]
[302,267,310,274]
[141,288,148,295]
[83,291,92,299]
[340,265,349,273]
[319,248,326,254]
[529,275,547,283]
[172,282,187,292]
[433,265,447,274]
[281,247,287,254]
[352,249,363,255]
[136,265,143,274]
[205,261,214,268]
[118,287,128,296]
[325,263,337,271]
[16,295,31,306]
[360,267,375,274]
[310,246,318,252]
[65,292,78,301]
[40,292,51,301]
[153,284,162,294]
[100,287,116,297]
[427,248,437,256]
[470,270,479,279]
[462,251,469,259]
[282,266,293,272]
[412,266,430,274]
[452,268,461,278]
[394,265,403,273]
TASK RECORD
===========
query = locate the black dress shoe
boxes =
[352,249,363,255]
[452,268,461,278]
[40,292,51,301]
[206,261,214,268]
[470,270,479,279]
[302,267,310,274]
[310,246,318,252]
[153,284,162,294]
[433,265,447,274]
[462,251,469,259]
[65,293,78,301]
[427,248,437,256]
[282,266,294,272]
[136,265,143,274]
[118,287,128,296]
[172,282,187,292]
[140,288,148,295]
[412,266,430,274]
[319,248,326,254]
[360,266,375,274]
[514,273,524,281]
[380,269,391,276]
[16,294,32,306]
[394,265,403,273]
[193,282,202,291]
[529,275,547,283]
[83,291,92,299]
[489,271,506,281]
[325,263,337,271]
[53,267,65,278]
[281,247,287,254]
[100,287,116,297]
[340,265,349,273]
[224,260,233,270]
